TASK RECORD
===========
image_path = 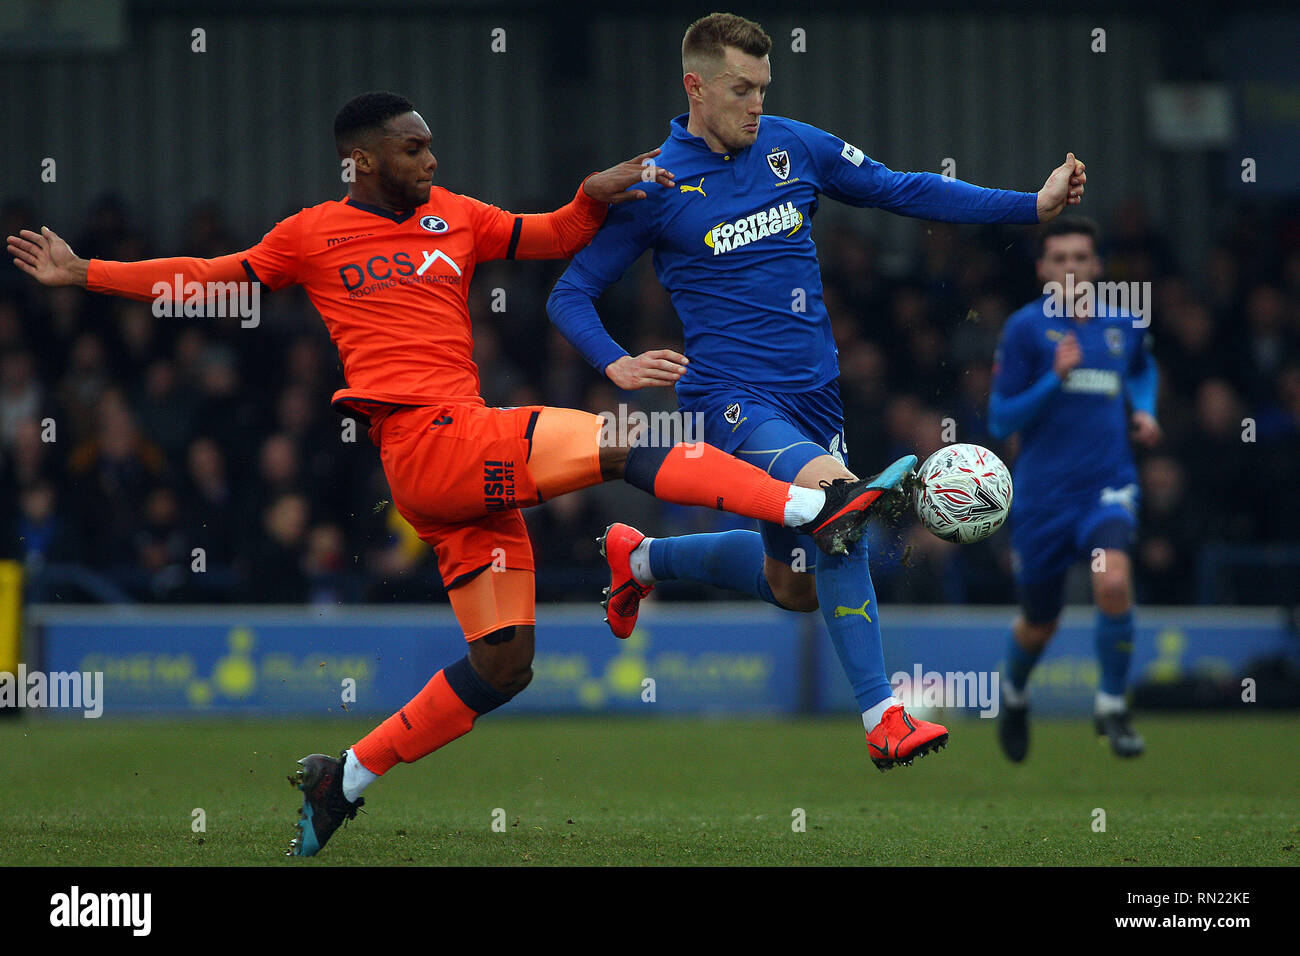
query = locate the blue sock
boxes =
[1095,609,1135,696]
[815,543,893,712]
[1005,637,1044,693]
[648,531,782,607]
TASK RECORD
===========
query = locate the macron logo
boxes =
[50,886,151,937]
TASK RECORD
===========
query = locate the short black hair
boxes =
[1037,216,1101,258]
[334,91,415,157]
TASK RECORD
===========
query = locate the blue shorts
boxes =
[676,378,846,570]
[1010,483,1139,623]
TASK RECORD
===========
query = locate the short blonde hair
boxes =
[682,12,771,77]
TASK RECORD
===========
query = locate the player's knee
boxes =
[471,626,535,696]
[597,418,650,478]
[1094,573,1131,615]
[479,658,533,697]
[1016,617,1057,650]
[497,663,533,696]
[598,442,627,480]
[766,567,818,612]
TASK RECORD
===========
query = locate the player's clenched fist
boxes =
[605,348,689,390]
[1130,410,1162,447]
[1036,152,1086,222]
[1053,332,1082,380]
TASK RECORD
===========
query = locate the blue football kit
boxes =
[549,112,1039,718]
[989,293,1159,705]
[550,113,1036,561]
[990,294,1156,617]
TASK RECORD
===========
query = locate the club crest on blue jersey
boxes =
[766,149,791,180]
[1105,327,1124,355]
[419,215,448,233]
[724,402,741,424]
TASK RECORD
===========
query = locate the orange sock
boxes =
[351,657,509,774]
[625,442,791,524]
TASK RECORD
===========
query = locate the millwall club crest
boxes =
[724,402,741,424]
[1105,327,1124,355]
[766,149,791,180]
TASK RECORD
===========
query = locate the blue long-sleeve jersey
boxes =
[548,113,1039,392]
[990,294,1157,510]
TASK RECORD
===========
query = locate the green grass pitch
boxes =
[2,713,1297,866]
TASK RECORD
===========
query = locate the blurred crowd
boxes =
[2,192,1297,607]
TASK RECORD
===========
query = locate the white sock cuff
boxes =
[341,748,380,803]
[1001,679,1027,708]
[783,485,825,527]
[629,537,656,586]
[863,695,903,731]
[1094,691,1128,716]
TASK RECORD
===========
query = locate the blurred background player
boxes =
[989,217,1161,761]
[547,12,1086,770]
[8,91,898,856]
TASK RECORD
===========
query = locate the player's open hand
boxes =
[1053,332,1082,379]
[7,226,88,287]
[583,148,676,205]
[1036,153,1086,222]
[1130,410,1162,447]
[605,348,689,389]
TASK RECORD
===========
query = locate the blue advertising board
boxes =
[32,604,802,717]
[29,603,1294,718]
[814,606,1294,716]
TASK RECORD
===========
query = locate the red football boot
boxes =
[598,522,654,640]
[865,704,949,771]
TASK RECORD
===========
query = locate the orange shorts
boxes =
[371,403,604,637]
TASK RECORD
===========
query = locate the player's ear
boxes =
[350,146,376,175]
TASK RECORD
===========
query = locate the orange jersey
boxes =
[86,182,607,412]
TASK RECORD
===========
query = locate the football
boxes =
[911,443,1013,543]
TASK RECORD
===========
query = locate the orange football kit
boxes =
[88,183,619,637]
[86,183,795,640]
[84,178,813,792]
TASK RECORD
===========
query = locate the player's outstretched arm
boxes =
[9,224,253,301]
[805,123,1082,226]
[509,148,675,261]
